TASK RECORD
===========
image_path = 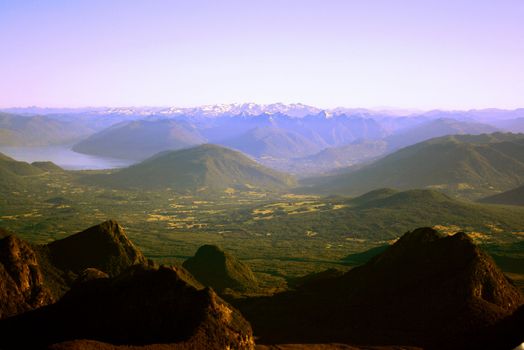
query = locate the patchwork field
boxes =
[1,170,523,293]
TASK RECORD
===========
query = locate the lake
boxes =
[0,145,135,170]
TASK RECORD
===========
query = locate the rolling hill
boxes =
[73,119,206,160]
[241,188,524,240]
[83,144,296,192]
[304,133,524,198]
[0,152,46,191]
[0,152,66,193]
[479,184,524,206]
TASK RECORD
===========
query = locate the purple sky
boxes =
[1,0,523,109]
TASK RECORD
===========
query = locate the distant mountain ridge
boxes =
[480,184,524,206]
[385,117,499,151]
[2,104,523,176]
[0,112,98,146]
[304,133,524,198]
[221,126,324,159]
[73,119,206,160]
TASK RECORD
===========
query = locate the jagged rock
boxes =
[0,265,255,350]
[0,235,53,319]
[46,220,147,276]
[236,227,524,349]
[183,244,258,292]
[74,268,109,285]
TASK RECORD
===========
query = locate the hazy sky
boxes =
[1,0,523,109]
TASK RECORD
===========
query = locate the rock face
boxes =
[0,235,53,319]
[236,228,524,349]
[183,245,258,293]
[0,265,255,350]
[0,220,148,319]
[46,220,147,277]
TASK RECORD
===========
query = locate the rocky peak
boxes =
[183,244,258,293]
[47,220,147,276]
[0,265,255,349]
[0,234,53,319]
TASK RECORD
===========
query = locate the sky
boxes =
[0,0,523,110]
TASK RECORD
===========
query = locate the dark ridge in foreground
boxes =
[0,220,148,317]
[235,227,524,350]
[0,235,53,319]
[0,265,255,350]
[183,244,258,293]
[46,220,147,277]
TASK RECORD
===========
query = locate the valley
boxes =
[2,155,523,293]
[1,105,524,349]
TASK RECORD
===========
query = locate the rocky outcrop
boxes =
[183,244,258,293]
[0,265,255,350]
[0,235,53,319]
[236,227,524,349]
[46,220,147,277]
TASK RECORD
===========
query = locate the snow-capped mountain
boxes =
[157,103,322,118]
[3,103,322,118]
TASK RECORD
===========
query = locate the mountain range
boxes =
[3,104,522,176]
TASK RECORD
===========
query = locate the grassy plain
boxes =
[1,169,523,291]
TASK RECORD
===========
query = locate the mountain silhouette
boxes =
[235,227,524,349]
[183,245,258,293]
[46,220,147,277]
[0,265,255,349]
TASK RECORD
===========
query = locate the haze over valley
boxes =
[1,0,524,349]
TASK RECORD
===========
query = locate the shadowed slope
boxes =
[183,245,258,292]
[0,235,53,319]
[479,184,524,206]
[236,228,524,349]
[0,265,255,350]
[46,220,147,277]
